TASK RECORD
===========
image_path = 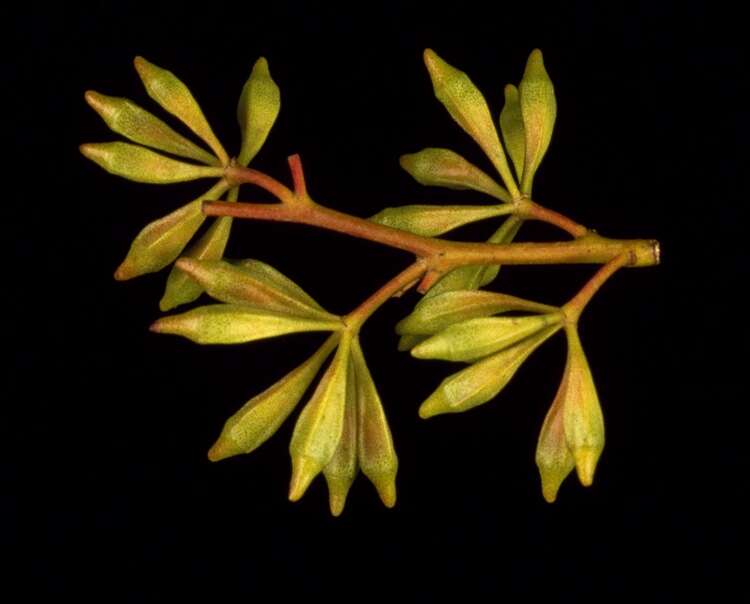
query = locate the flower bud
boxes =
[289,335,352,501]
[237,57,281,167]
[535,391,575,503]
[519,49,556,195]
[423,49,518,196]
[208,335,339,461]
[84,91,218,166]
[79,142,223,183]
[150,304,342,345]
[499,84,525,181]
[370,204,511,237]
[419,325,560,418]
[399,148,511,202]
[133,56,228,165]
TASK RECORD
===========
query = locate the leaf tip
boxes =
[288,456,321,502]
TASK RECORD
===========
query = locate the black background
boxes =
[11,0,745,600]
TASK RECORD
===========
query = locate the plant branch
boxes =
[562,253,631,322]
[225,165,294,204]
[520,199,588,238]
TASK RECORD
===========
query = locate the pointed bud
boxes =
[133,56,228,165]
[208,335,338,461]
[397,290,557,336]
[419,325,560,418]
[114,180,229,280]
[399,148,511,202]
[352,338,398,508]
[237,57,281,167]
[560,326,605,486]
[175,258,336,321]
[412,314,561,363]
[150,304,342,345]
[288,335,352,501]
[84,91,218,166]
[499,84,525,181]
[423,49,518,197]
[370,204,512,237]
[323,359,358,516]
[535,387,576,503]
[519,49,556,195]
[80,142,223,183]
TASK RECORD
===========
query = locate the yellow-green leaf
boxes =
[352,337,397,508]
[519,49,557,195]
[370,204,512,237]
[84,91,219,166]
[418,325,560,418]
[412,314,561,362]
[536,377,576,503]
[208,334,339,461]
[114,180,229,280]
[150,304,342,345]
[288,334,352,501]
[399,148,511,202]
[499,84,525,182]
[237,57,281,167]
[175,258,336,321]
[422,49,519,198]
[134,56,229,165]
[80,142,223,183]
[233,259,325,312]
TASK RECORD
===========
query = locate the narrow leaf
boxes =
[237,57,281,166]
[134,56,229,165]
[233,259,325,312]
[114,180,229,280]
[423,49,519,197]
[499,84,525,181]
[399,148,511,202]
[419,325,561,418]
[519,49,557,195]
[80,142,223,183]
[536,377,576,503]
[370,204,512,237]
[208,335,339,461]
[150,304,342,345]
[84,91,218,165]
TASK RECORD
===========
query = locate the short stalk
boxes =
[562,253,630,323]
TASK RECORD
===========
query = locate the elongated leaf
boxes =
[397,290,557,336]
[80,142,223,183]
[175,258,336,321]
[150,304,342,344]
[134,56,228,165]
[499,84,525,181]
[475,215,523,288]
[370,204,511,237]
[323,359,358,516]
[519,49,556,195]
[399,148,511,202]
[418,325,561,418]
[289,335,352,501]
[352,337,397,508]
[114,180,229,280]
[237,57,281,166]
[536,378,576,503]
[412,314,560,362]
[208,335,339,461]
[84,91,218,166]
[234,259,325,312]
[423,49,518,197]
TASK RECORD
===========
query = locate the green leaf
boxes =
[80,142,223,183]
[519,49,557,195]
[289,334,352,501]
[150,303,342,345]
[396,290,557,336]
[175,258,336,321]
[134,56,229,165]
[422,49,519,198]
[536,377,576,503]
[352,337,398,508]
[369,204,512,237]
[412,314,561,362]
[399,148,511,202]
[114,180,229,280]
[237,57,281,167]
[233,259,325,312]
[84,91,218,166]
[418,325,561,418]
[499,84,525,182]
[208,335,339,461]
